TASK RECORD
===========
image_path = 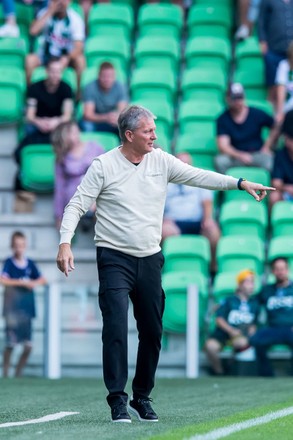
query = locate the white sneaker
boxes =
[235,346,256,362]
[0,23,20,38]
[235,24,250,41]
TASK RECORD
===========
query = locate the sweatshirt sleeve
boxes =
[59,158,104,244]
[166,153,238,190]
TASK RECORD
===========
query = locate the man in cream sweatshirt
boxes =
[56,105,274,423]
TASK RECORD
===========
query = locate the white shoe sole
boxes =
[128,405,158,422]
[111,418,131,423]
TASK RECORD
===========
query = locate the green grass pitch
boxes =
[1,377,293,440]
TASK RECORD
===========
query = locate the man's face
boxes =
[129,118,157,155]
[228,96,245,112]
[54,0,70,14]
[46,61,62,86]
[272,259,289,284]
[98,68,115,91]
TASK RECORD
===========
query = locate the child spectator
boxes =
[51,120,105,230]
[1,231,46,378]
[205,269,260,375]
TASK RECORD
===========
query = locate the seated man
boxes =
[270,109,293,206]
[162,152,220,273]
[205,269,260,375]
[26,0,85,90]
[80,62,128,136]
[215,83,278,174]
[15,57,74,164]
[250,257,293,376]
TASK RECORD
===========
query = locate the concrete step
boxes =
[0,124,18,157]
[0,157,17,190]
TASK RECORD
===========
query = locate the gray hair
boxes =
[118,105,156,142]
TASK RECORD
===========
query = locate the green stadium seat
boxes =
[155,132,172,153]
[19,144,55,193]
[137,3,183,39]
[88,3,134,40]
[31,66,77,93]
[0,67,25,123]
[194,0,233,6]
[268,236,293,273]
[181,67,226,104]
[80,132,119,152]
[187,5,232,39]
[271,202,293,238]
[134,36,180,72]
[235,37,264,74]
[132,99,174,140]
[175,135,217,170]
[81,65,127,87]
[219,200,268,239]
[162,271,208,334]
[246,99,274,115]
[178,100,223,136]
[130,67,177,105]
[224,166,271,203]
[185,36,231,72]
[216,236,265,275]
[234,68,267,101]
[163,235,211,278]
[0,37,27,69]
[85,36,130,73]
[213,271,261,301]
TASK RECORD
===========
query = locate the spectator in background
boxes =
[270,109,293,206]
[14,57,73,198]
[258,0,293,107]
[162,152,220,273]
[215,83,278,174]
[24,57,73,139]
[235,0,251,40]
[80,62,128,136]
[275,41,293,123]
[250,257,293,376]
[1,231,47,378]
[51,120,105,230]
[0,0,19,37]
[205,269,260,376]
[26,0,85,90]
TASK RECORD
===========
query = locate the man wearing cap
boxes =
[250,257,293,376]
[270,109,293,206]
[205,269,260,375]
[215,83,278,174]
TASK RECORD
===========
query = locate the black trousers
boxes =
[96,247,165,408]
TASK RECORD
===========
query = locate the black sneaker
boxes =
[111,402,131,423]
[128,397,158,422]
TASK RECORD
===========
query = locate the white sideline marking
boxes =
[188,406,293,440]
[0,411,79,428]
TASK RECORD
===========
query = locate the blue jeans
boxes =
[250,327,293,376]
[264,50,286,86]
[1,0,15,17]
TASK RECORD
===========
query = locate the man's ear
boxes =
[125,129,134,143]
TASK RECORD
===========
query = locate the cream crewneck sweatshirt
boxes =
[60,147,238,257]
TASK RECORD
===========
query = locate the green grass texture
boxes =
[1,377,293,440]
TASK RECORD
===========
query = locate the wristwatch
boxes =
[237,178,247,190]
